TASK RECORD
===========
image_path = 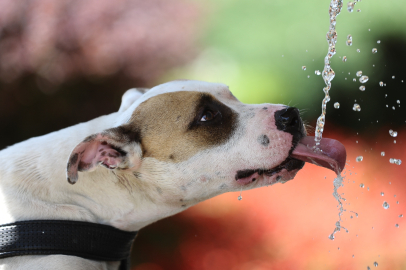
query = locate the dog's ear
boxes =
[66,125,142,184]
[118,88,149,113]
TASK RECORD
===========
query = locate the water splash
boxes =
[315,0,343,147]
[328,173,348,240]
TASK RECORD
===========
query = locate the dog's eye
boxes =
[200,110,219,122]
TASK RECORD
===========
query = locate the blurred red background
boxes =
[131,127,406,270]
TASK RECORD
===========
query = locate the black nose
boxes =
[274,107,303,135]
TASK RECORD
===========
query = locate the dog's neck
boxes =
[0,113,189,232]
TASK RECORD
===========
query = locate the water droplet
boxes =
[357,9,361,12]
[374,262,378,267]
[396,224,399,228]
[389,130,398,137]
[379,81,384,87]
[383,201,390,209]
[238,195,242,201]
[334,102,340,109]
[356,156,363,162]
[399,214,403,218]
[360,183,365,188]
[359,76,369,83]
[356,49,360,53]
[397,201,399,204]
[397,100,401,104]
[302,66,307,70]
[356,71,362,77]
[389,158,402,165]
[315,70,321,75]
[368,266,371,270]
[372,48,378,53]
[353,103,361,111]
[359,86,365,91]
[381,192,384,196]
[347,2,354,12]
[307,75,310,78]
[381,152,385,156]
[346,40,353,46]
[377,40,381,44]
[342,56,347,62]
[392,76,395,79]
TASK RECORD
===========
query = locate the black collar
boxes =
[0,220,137,270]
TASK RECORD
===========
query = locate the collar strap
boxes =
[0,220,137,269]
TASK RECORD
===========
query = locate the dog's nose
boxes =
[274,106,302,135]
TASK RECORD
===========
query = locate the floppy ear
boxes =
[66,125,142,184]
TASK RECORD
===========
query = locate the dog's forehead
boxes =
[116,80,234,125]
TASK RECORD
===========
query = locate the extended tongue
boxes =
[291,136,346,175]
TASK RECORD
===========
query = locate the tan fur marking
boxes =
[129,91,236,162]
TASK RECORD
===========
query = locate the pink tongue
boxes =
[291,136,346,175]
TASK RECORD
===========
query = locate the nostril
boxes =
[280,107,299,127]
[278,107,299,125]
[274,106,302,134]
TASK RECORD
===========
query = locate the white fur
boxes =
[0,80,299,269]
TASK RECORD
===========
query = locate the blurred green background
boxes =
[162,0,406,135]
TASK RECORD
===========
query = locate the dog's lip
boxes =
[291,136,347,174]
[235,158,305,181]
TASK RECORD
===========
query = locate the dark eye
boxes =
[200,110,219,122]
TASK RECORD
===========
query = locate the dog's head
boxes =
[66,80,345,206]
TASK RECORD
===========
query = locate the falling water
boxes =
[328,173,349,240]
[314,0,343,147]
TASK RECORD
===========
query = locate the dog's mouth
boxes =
[235,136,346,185]
[235,158,304,181]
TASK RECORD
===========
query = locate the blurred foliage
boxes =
[0,0,201,150]
[161,0,406,135]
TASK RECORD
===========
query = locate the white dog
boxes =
[0,80,345,269]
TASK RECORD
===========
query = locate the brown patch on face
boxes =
[129,91,237,162]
